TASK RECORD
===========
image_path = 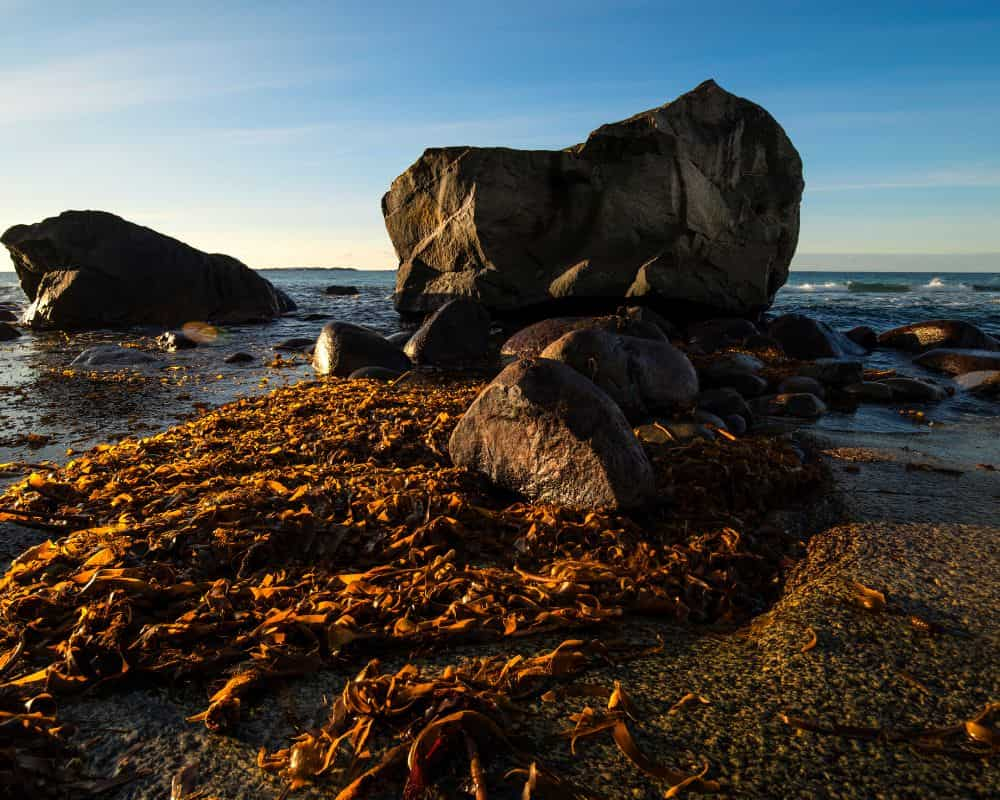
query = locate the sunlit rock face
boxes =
[384,80,803,320]
[1,210,290,329]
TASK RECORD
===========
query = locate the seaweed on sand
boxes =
[0,376,822,796]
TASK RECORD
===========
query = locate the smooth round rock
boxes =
[778,375,825,398]
[724,414,748,436]
[845,325,878,351]
[313,322,410,377]
[404,299,491,368]
[844,382,893,403]
[697,387,751,421]
[769,314,866,359]
[878,320,998,353]
[913,348,1000,376]
[883,377,946,402]
[70,345,161,369]
[223,352,255,364]
[156,330,198,352]
[348,366,403,381]
[324,285,359,296]
[273,337,315,352]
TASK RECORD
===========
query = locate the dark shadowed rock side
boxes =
[1,210,291,329]
[449,359,654,510]
[313,322,411,377]
[384,80,803,319]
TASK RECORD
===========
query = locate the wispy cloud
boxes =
[809,166,1000,192]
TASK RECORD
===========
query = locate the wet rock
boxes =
[954,370,1000,398]
[0,309,18,322]
[697,387,751,422]
[724,414,748,436]
[501,314,663,359]
[1,210,288,329]
[449,359,654,510]
[913,348,1000,376]
[624,306,678,339]
[693,410,728,429]
[843,381,893,403]
[743,333,782,352]
[156,330,198,352]
[325,285,359,296]
[798,359,865,386]
[540,328,698,422]
[687,318,759,353]
[753,392,826,419]
[386,331,412,347]
[273,337,316,352]
[387,80,803,318]
[312,322,411,377]
[883,377,947,402]
[845,325,878,351]
[70,345,162,369]
[878,319,999,353]
[404,299,491,368]
[348,366,403,381]
[223,352,255,364]
[0,322,20,340]
[777,375,825,398]
[768,314,866,359]
[699,353,767,396]
[275,288,297,313]
[636,420,715,445]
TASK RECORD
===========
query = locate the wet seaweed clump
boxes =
[0,376,824,796]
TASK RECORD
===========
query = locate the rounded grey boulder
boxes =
[501,314,663,359]
[539,328,698,422]
[70,345,162,369]
[448,359,655,510]
[404,299,491,368]
[312,322,410,377]
[913,348,1000,376]
[878,320,998,353]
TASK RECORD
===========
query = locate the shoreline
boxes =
[0,377,996,798]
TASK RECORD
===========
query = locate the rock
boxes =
[798,359,865,386]
[156,330,198,352]
[843,381,893,403]
[699,353,767,396]
[624,306,678,339]
[501,314,663,359]
[403,299,491,368]
[913,348,1000,376]
[386,80,803,319]
[325,285,359,296]
[386,331,412,347]
[275,288,297,313]
[0,322,20,340]
[223,352,255,364]
[883,377,947,402]
[2,210,288,329]
[768,314,867,359]
[686,318,759,353]
[878,319,999,353]
[845,325,878,351]
[313,322,411,377]
[693,410,728,429]
[274,337,316,352]
[753,392,827,419]
[743,333,783,352]
[300,313,329,322]
[70,345,161,369]
[724,414,748,436]
[539,328,698,422]
[448,359,654,510]
[348,366,403,381]
[954,370,1000,398]
[778,375,825,398]
[696,388,751,421]
[0,309,18,322]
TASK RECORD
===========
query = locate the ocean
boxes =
[1,268,997,465]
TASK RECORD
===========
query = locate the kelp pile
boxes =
[0,376,821,796]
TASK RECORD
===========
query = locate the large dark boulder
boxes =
[501,314,664,359]
[385,80,803,319]
[403,299,491,368]
[768,314,866,360]
[878,320,998,353]
[448,359,654,510]
[913,348,1000,376]
[1,210,288,329]
[539,328,698,422]
[312,322,411,377]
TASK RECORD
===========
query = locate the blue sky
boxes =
[1,1,998,271]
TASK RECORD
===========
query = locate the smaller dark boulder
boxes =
[224,352,255,364]
[0,322,20,340]
[404,299,491,368]
[501,314,663,359]
[386,331,412,347]
[845,325,878,351]
[843,381,893,403]
[878,320,998,353]
[778,375,825,398]
[348,366,404,381]
[883,377,946,402]
[325,285,359,296]
[157,330,198,352]
[698,353,767,396]
[769,314,866,359]
[913,348,1000,376]
[697,387,751,422]
[724,414,748,436]
[799,359,865,386]
[274,337,316,352]
[71,345,161,369]
[275,288,298,312]
[0,308,18,322]
[686,318,759,353]
[313,322,411,377]
[954,370,1000,398]
[753,392,827,419]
